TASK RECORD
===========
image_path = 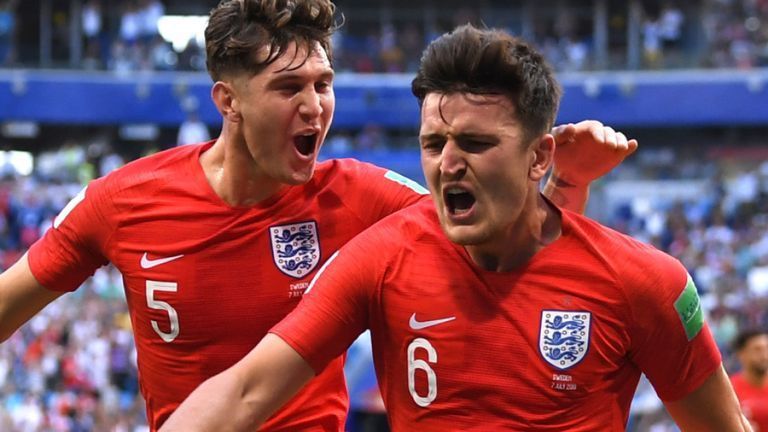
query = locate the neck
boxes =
[200,126,287,206]
[466,192,561,272]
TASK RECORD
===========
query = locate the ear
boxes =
[529,133,555,182]
[211,81,241,123]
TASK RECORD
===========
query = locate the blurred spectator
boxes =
[0,0,17,66]
[108,40,140,73]
[730,329,768,431]
[98,149,125,178]
[642,13,663,68]
[81,0,103,70]
[659,2,684,50]
[324,131,354,155]
[379,23,404,72]
[176,111,210,146]
[398,23,423,72]
[119,2,141,47]
[138,0,164,46]
[148,34,177,70]
[355,124,386,151]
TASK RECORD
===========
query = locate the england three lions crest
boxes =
[539,310,591,370]
[270,221,320,279]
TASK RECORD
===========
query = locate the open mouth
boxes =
[294,133,318,156]
[445,187,476,215]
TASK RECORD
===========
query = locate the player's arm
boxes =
[665,365,752,431]
[544,120,638,213]
[0,253,64,342]
[160,333,315,432]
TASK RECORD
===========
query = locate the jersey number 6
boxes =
[407,337,438,407]
[146,280,180,342]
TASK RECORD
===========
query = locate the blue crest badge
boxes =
[539,310,591,370]
[270,221,320,279]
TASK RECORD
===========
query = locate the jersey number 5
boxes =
[407,337,437,407]
[146,280,180,342]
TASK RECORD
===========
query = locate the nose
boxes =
[439,139,466,179]
[298,88,322,119]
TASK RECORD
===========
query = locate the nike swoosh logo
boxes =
[140,253,184,269]
[409,313,456,330]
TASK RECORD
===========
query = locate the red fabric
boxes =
[273,200,721,431]
[28,142,425,431]
[731,373,768,432]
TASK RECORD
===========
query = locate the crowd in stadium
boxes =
[0,0,767,431]
[81,0,768,72]
[0,0,767,71]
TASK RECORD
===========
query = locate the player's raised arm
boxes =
[159,333,315,432]
[544,120,638,213]
[665,365,752,431]
[0,253,64,342]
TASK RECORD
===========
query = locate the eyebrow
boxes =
[268,70,335,84]
[455,133,499,143]
[419,132,499,143]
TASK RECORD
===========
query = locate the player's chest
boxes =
[111,207,358,281]
[374,267,633,407]
[110,214,358,341]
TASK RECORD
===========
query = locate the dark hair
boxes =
[205,0,339,82]
[733,329,768,351]
[412,24,561,142]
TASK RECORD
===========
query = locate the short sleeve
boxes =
[626,250,721,401]
[28,177,114,292]
[270,222,392,374]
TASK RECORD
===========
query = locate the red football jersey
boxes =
[28,142,427,431]
[272,199,721,431]
[731,373,768,432]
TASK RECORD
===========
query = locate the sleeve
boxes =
[339,160,429,226]
[270,223,391,374]
[625,248,721,402]
[27,176,116,292]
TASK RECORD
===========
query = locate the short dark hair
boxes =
[205,0,338,82]
[733,329,768,351]
[412,24,561,142]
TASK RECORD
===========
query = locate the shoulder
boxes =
[314,158,383,180]
[96,144,202,193]
[112,144,200,181]
[314,158,428,193]
[565,210,684,271]
[563,210,688,294]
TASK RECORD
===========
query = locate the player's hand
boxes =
[550,120,638,187]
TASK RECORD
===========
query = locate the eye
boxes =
[420,139,444,153]
[315,80,333,93]
[459,139,493,153]
[277,84,302,95]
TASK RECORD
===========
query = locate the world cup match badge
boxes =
[539,310,591,370]
[269,221,320,279]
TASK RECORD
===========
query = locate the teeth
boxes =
[446,187,465,195]
[454,208,470,215]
